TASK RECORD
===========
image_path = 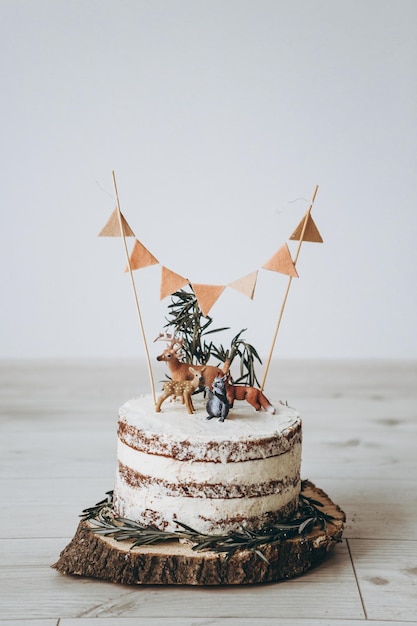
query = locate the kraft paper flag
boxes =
[160,267,189,300]
[125,239,159,272]
[228,271,258,299]
[98,208,135,237]
[290,214,323,243]
[192,283,225,317]
[262,244,298,277]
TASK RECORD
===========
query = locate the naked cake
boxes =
[53,183,346,585]
[113,393,302,534]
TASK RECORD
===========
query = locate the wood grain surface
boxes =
[1,359,416,623]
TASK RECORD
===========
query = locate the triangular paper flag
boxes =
[125,239,159,272]
[228,271,258,299]
[160,267,189,300]
[290,214,323,243]
[262,244,298,277]
[98,208,135,237]
[192,284,225,317]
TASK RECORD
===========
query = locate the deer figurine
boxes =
[155,367,204,414]
[154,334,230,390]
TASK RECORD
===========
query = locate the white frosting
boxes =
[114,476,298,535]
[120,394,298,440]
[117,439,301,488]
[114,394,302,533]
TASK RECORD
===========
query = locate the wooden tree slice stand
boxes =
[53,481,345,585]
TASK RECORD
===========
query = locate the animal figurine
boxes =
[155,367,204,414]
[205,375,230,422]
[225,378,275,414]
[155,334,230,389]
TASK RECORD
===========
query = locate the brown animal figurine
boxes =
[155,367,204,414]
[155,334,230,389]
[225,378,276,414]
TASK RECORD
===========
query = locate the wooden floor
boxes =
[1,359,416,625]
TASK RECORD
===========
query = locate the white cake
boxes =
[113,394,302,535]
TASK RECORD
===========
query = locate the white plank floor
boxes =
[0,359,416,625]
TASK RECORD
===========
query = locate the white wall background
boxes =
[1,0,416,361]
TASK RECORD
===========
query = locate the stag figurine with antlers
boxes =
[154,333,230,390]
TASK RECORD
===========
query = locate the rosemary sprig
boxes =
[163,288,261,386]
[81,482,337,563]
[80,491,113,520]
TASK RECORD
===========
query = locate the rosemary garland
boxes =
[81,482,337,563]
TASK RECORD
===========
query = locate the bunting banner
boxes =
[262,244,298,277]
[160,267,189,300]
[191,283,226,317]
[99,201,323,315]
[290,214,323,243]
[125,239,159,272]
[98,208,135,237]
[99,176,320,399]
[228,271,258,299]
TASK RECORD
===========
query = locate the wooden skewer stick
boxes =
[112,171,157,405]
[260,184,319,391]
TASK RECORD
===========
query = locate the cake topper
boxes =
[205,375,230,422]
[154,333,230,390]
[155,367,205,414]
[224,377,275,414]
[98,173,322,406]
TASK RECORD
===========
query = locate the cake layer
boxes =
[113,394,302,534]
[118,395,301,462]
[116,440,301,498]
[113,476,299,534]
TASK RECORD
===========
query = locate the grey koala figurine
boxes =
[205,375,230,422]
